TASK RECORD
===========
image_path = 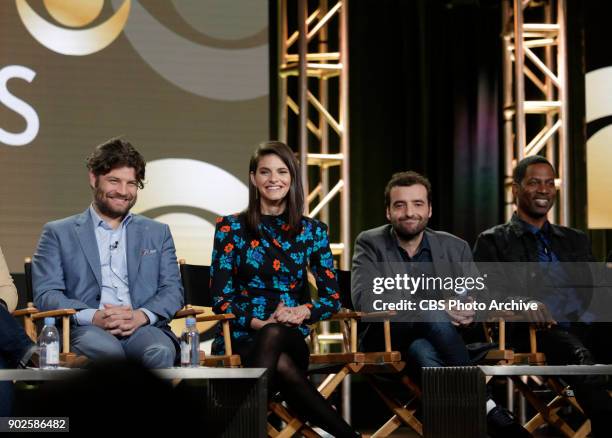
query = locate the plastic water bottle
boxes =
[180,317,200,367]
[39,317,60,369]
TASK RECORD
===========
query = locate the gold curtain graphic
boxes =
[585,67,612,229]
[0,0,268,271]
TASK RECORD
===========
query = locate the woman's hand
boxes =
[274,302,311,326]
[251,302,312,330]
[250,302,287,330]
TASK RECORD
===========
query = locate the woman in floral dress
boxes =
[210,141,359,437]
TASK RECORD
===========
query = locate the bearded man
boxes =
[32,138,183,368]
[351,171,530,438]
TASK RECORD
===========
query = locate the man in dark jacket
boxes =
[474,155,612,437]
[0,246,37,416]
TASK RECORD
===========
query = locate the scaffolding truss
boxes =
[502,0,569,224]
[277,0,351,422]
[278,0,350,269]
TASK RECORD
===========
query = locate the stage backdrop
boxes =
[0,0,268,271]
[585,2,612,229]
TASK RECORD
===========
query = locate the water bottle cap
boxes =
[186,317,196,327]
[44,317,55,326]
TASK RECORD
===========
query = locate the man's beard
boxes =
[392,216,428,241]
[93,186,136,219]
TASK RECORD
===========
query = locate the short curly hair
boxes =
[86,137,145,189]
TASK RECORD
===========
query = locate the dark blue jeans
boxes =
[0,305,34,416]
[0,355,14,416]
[0,305,34,367]
[362,320,470,367]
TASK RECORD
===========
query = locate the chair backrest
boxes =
[24,257,33,303]
[178,262,213,307]
[337,269,354,311]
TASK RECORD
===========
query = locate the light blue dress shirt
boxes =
[74,206,158,326]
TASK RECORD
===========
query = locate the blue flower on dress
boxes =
[253,304,266,319]
[290,252,304,265]
[280,293,298,307]
[252,296,267,306]
[233,234,246,249]
[249,275,266,289]
[246,247,264,268]
[319,251,334,269]
[273,276,290,292]
[222,281,234,295]
[219,254,232,270]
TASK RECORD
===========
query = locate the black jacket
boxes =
[473,213,595,322]
[474,213,594,263]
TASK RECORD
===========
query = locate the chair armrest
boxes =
[12,306,39,317]
[196,313,236,323]
[486,310,525,322]
[32,309,77,321]
[174,306,205,319]
[330,311,363,320]
[359,310,398,320]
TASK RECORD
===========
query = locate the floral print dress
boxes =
[210,213,341,354]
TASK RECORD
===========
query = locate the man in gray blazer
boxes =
[351,171,530,438]
[32,138,184,368]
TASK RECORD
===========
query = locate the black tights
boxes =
[235,323,358,438]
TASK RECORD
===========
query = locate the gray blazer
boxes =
[32,209,184,326]
[351,224,480,313]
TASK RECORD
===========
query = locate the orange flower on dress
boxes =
[251,240,259,248]
[220,302,230,311]
[281,224,290,231]
[215,216,223,223]
[224,243,234,253]
[220,225,230,232]
[241,289,249,296]
[330,293,340,300]
[273,259,281,271]
[289,282,297,290]
[272,239,281,248]
[325,269,335,279]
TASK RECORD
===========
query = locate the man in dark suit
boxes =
[0,245,37,415]
[352,171,530,438]
[474,155,612,437]
[32,138,184,368]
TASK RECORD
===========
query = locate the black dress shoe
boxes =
[487,405,532,438]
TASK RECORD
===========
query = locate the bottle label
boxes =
[47,341,59,365]
[180,341,190,364]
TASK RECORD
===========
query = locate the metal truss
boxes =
[278,0,350,269]
[277,0,351,422]
[502,0,569,224]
